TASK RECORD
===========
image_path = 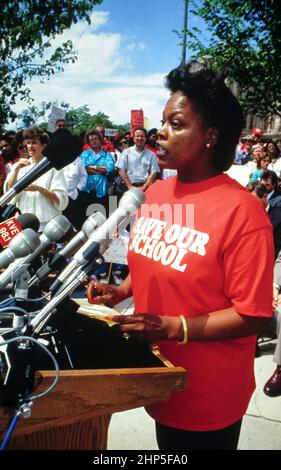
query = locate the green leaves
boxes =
[0,0,103,127]
[17,101,129,135]
[187,0,281,118]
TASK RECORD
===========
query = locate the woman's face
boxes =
[260,156,270,170]
[119,139,129,151]
[267,143,277,156]
[24,138,45,160]
[252,148,263,161]
[88,134,102,151]
[156,91,217,181]
[17,142,28,158]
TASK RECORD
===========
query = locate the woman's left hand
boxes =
[107,313,182,343]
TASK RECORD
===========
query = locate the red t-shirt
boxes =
[128,174,274,431]
[102,138,115,153]
[145,144,158,155]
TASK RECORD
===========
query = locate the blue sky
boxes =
[15,0,206,129]
[94,0,190,74]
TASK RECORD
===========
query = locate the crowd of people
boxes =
[0,61,280,449]
[0,121,177,221]
[233,132,281,180]
[230,128,281,400]
[0,121,166,283]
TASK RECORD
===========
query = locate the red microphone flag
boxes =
[0,217,23,248]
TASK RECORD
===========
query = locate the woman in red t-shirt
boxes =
[87,62,274,450]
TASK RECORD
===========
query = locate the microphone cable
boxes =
[0,292,50,309]
[0,334,59,450]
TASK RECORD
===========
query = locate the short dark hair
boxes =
[261,169,278,187]
[133,127,147,138]
[55,118,67,125]
[246,181,258,192]
[147,128,158,137]
[247,181,267,198]
[22,126,48,145]
[255,183,268,199]
[0,131,16,145]
[85,129,103,145]
[165,61,244,172]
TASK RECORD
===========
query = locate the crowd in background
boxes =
[0,122,177,225]
[1,120,281,398]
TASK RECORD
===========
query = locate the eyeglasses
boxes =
[120,141,127,145]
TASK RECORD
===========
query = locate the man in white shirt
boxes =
[116,127,160,192]
[63,157,88,230]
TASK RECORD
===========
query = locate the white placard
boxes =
[103,230,129,265]
[47,106,66,132]
[104,128,119,137]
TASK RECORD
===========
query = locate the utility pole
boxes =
[181,0,188,66]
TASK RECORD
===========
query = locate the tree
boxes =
[17,101,130,136]
[66,105,94,133]
[0,0,102,127]
[187,0,281,118]
[18,102,52,128]
[65,108,113,134]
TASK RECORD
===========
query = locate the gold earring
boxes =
[206,143,211,148]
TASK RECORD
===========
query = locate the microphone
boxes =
[49,188,145,294]
[16,213,40,232]
[29,212,106,286]
[28,189,145,335]
[0,229,40,269]
[0,204,19,222]
[0,213,40,250]
[0,131,82,208]
[0,215,71,290]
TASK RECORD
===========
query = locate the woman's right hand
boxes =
[86,282,125,306]
[15,158,31,170]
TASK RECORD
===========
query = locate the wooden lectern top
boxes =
[0,307,187,449]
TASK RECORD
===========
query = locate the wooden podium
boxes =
[0,311,187,450]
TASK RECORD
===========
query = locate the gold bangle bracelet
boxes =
[178,315,188,345]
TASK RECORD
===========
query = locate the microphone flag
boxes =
[0,217,23,248]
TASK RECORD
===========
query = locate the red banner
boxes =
[131,109,144,135]
[0,217,23,248]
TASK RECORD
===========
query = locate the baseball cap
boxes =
[252,128,264,136]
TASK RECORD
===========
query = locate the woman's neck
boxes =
[30,154,43,164]
[177,166,220,183]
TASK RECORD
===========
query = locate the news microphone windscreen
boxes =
[16,213,40,233]
[57,223,76,244]
[43,130,83,170]
[0,213,40,249]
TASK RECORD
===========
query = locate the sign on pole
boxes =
[103,230,129,265]
[104,128,119,137]
[47,106,66,132]
[131,109,144,135]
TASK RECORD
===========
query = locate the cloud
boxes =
[50,11,110,45]
[80,85,169,126]
[126,42,146,52]
[13,10,169,128]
